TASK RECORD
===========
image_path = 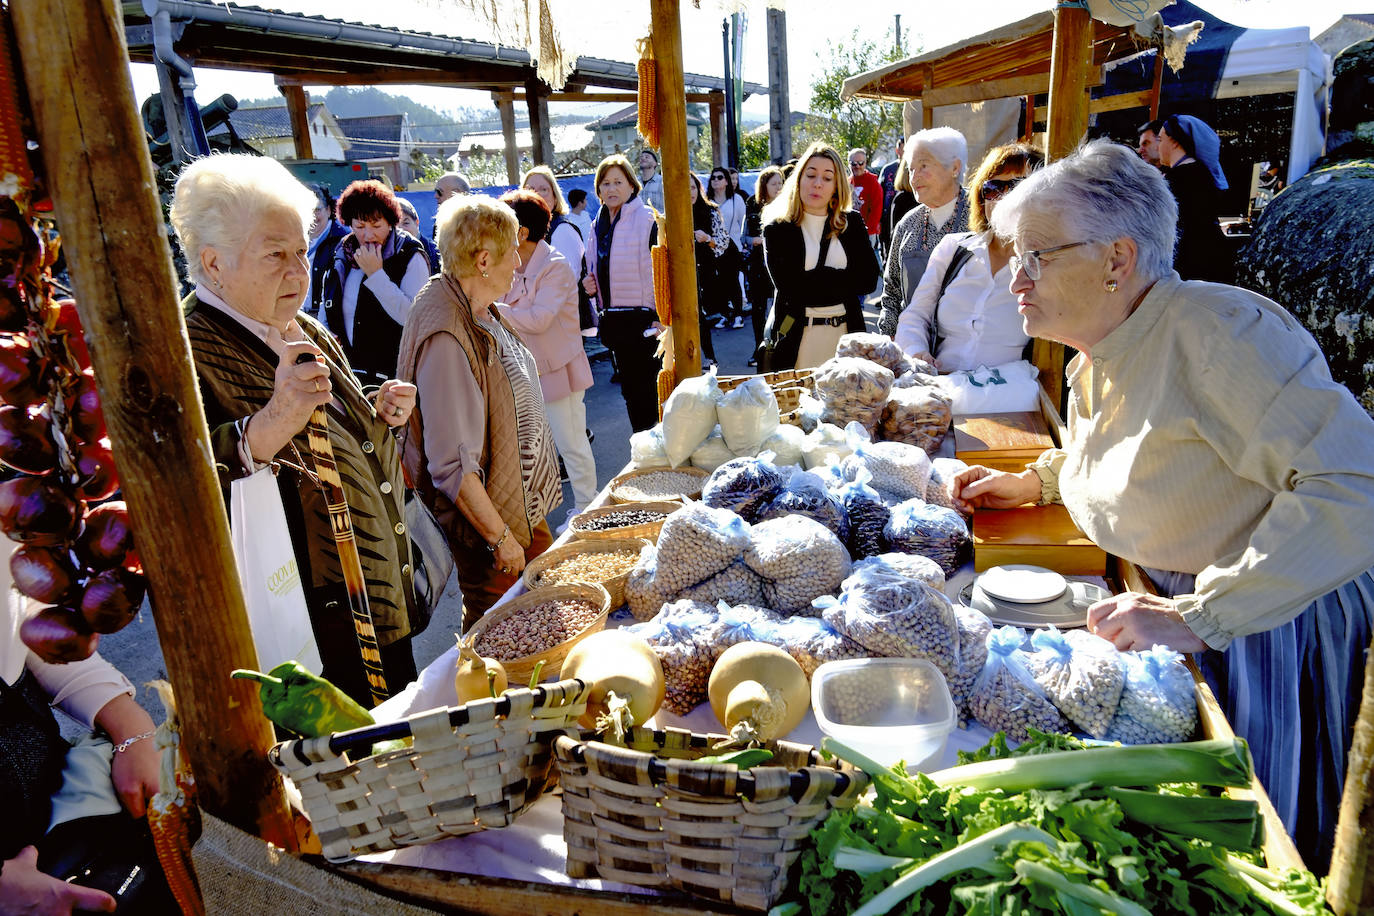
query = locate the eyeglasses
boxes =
[711,174,727,181]
[981,177,1024,201]
[1009,241,1092,281]
[850,160,866,168]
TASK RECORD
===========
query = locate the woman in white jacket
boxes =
[498,190,598,524]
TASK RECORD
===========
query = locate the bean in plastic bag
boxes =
[626,600,719,715]
[701,456,787,521]
[883,499,970,577]
[754,469,849,542]
[690,425,737,473]
[834,332,913,376]
[630,427,669,468]
[949,605,992,723]
[654,502,751,586]
[926,458,967,513]
[813,357,895,434]
[625,549,676,622]
[836,469,890,560]
[861,552,945,589]
[677,560,766,608]
[770,614,868,678]
[1105,646,1198,744]
[880,385,953,456]
[970,626,1070,742]
[744,515,851,615]
[660,367,724,467]
[717,377,780,456]
[795,391,823,434]
[1024,628,1125,738]
[843,424,932,500]
[759,424,806,467]
[818,557,960,678]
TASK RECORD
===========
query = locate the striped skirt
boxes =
[1146,566,1374,874]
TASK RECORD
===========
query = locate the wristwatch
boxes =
[487,525,511,555]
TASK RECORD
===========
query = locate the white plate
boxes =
[976,565,1067,604]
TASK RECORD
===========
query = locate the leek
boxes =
[1105,786,1262,850]
[833,845,916,875]
[1221,855,1315,916]
[1012,859,1153,916]
[848,823,1058,916]
[924,738,1254,792]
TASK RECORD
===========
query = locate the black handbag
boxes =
[404,487,454,637]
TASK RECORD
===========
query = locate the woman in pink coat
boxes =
[498,190,598,525]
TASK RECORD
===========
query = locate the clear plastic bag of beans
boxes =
[1024,628,1126,739]
[880,385,953,456]
[701,455,787,522]
[949,605,992,724]
[627,600,719,716]
[814,357,895,435]
[654,502,751,585]
[843,423,931,500]
[970,625,1070,742]
[834,332,914,376]
[744,515,851,616]
[836,469,890,560]
[883,499,970,578]
[1105,646,1198,744]
[754,469,849,542]
[676,561,766,608]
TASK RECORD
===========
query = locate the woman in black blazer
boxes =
[760,142,881,371]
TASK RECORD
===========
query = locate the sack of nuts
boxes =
[744,515,851,616]
[834,332,914,376]
[880,384,952,456]
[813,357,895,435]
[626,599,719,715]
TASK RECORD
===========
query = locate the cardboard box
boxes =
[972,503,1106,575]
[954,411,1056,473]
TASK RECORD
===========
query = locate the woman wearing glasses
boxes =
[894,143,1042,371]
[706,166,747,330]
[952,139,1374,875]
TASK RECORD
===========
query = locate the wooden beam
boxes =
[921,66,934,129]
[11,0,296,848]
[1088,89,1154,115]
[1046,4,1092,161]
[767,7,791,165]
[275,64,521,87]
[496,97,520,185]
[708,92,726,167]
[281,83,313,159]
[1149,49,1164,120]
[494,91,724,105]
[651,0,702,380]
[151,56,194,166]
[922,68,1103,110]
[524,78,553,167]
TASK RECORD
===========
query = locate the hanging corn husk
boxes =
[635,37,659,148]
[146,680,206,916]
[0,8,34,202]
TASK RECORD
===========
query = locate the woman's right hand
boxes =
[582,273,598,297]
[245,340,333,462]
[951,466,1042,513]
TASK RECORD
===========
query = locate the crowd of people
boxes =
[8,101,1370,909]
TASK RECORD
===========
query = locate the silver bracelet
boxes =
[113,729,157,754]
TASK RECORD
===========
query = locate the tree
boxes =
[806,25,913,160]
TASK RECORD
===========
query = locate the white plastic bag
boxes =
[759,424,806,467]
[801,422,855,470]
[660,368,724,467]
[946,360,1040,414]
[690,425,738,473]
[629,427,669,467]
[230,468,321,673]
[717,377,780,456]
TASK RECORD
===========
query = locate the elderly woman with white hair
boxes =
[170,154,421,707]
[397,195,561,629]
[877,126,972,338]
[952,139,1374,873]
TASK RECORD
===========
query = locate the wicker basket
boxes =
[522,537,651,609]
[269,679,589,863]
[717,368,815,395]
[607,465,709,504]
[554,726,869,911]
[568,501,682,543]
[466,582,611,683]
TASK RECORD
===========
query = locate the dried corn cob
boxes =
[652,243,671,326]
[0,9,34,201]
[636,39,659,148]
[657,367,675,421]
[147,680,206,916]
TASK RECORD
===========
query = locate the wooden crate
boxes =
[971,503,1107,575]
[954,410,1056,473]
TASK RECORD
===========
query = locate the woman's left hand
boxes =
[1087,591,1208,653]
[110,734,161,819]
[375,379,417,427]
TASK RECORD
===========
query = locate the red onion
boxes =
[10,545,80,603]
[0,404,57,475]
[20,605,99,663]
[72,437,119,501]
[75,501,133,568]
[52,299,92,369]
[69,370,105,443]
[0,477,82,546]
[0,334,46,408]
[79,566,146,634]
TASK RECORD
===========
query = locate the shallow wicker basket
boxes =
[269,678,589,863]
[521,538,651,609]
[555,726,869,911]
[607,465,709,504]
[466,583,611,683]
[567,501,682,543]
[717,368,816,395]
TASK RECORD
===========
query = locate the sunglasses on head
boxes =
[981,177,1024,201]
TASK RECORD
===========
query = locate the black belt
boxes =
[806,315,847,327]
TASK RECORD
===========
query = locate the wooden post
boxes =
[1327,634,1374,914]
[11,0,296,848]
[766,7,791,164]
[1046,2,1092,161]
[152,57,193,166]
[1149,49,1165,120]
[651,0,703,379]
[708,91,726,167]
[1023,94,1036,142]
[922,66,935,129]
[524,77,554,167]
[281,83,313,160]
[496,96,520,185]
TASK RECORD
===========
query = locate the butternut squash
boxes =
[708,642,809,746]
[560,629,665,741]
[453,634,508,705]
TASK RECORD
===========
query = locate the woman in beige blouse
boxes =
[397,195,561,629]
[952,139,1374,873]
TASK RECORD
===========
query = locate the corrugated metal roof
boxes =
[224,102,326,140]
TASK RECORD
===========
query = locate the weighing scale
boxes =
[958,564,1111,629]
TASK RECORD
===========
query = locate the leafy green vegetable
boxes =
[696,748,774,767]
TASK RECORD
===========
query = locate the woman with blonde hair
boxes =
[521,165,584,269]
[760,142,880,371]
[397,194,562,628]
[583,153,659,430]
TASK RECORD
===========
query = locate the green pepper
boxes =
[697,748,775,768]
[232,661,374,738]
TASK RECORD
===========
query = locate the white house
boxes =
[223,102,350,160]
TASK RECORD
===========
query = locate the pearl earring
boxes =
[481,270,490,278]
[1104,279,1119,293]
